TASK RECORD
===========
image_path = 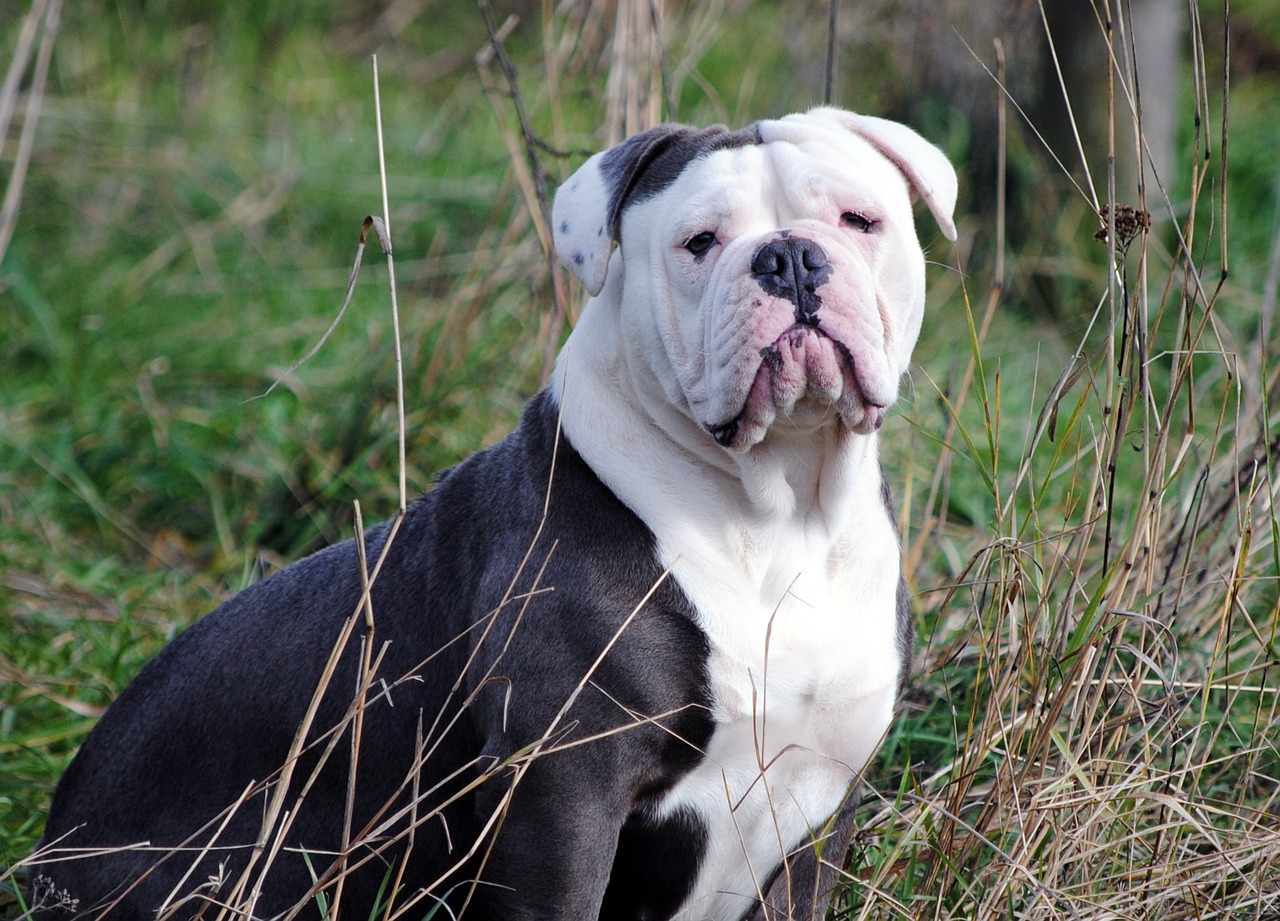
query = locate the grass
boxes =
[3,0,1279,918]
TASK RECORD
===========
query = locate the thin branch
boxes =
[0,0,60,265]
[824,0,839,105]
[372,54,409,513]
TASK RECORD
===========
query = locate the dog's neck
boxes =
[551,300,886,600]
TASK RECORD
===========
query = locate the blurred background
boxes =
[3,1,1279,916]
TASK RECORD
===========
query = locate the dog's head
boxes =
[553,107,956,452]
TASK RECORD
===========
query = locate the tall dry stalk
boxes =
[0,0,61,266]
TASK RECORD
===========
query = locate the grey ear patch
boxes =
[552,123,761,296]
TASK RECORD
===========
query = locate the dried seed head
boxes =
[1094,204,1152,250]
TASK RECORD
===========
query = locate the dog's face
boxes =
[553,107,957,453]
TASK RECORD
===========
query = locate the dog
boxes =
[28,106,956,921]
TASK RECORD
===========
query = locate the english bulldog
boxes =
[29,106,956,921]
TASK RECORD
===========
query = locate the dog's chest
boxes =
[655,518,902,919]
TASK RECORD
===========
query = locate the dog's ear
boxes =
[838,111,958,242]
[770,107,959,243]
[553,126,695,296]
[553,125,734,296]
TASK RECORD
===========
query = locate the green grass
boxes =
[3,0,1280,917]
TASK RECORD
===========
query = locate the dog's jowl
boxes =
[29,107,956,921]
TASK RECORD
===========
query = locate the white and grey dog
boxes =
[31,107,956,921]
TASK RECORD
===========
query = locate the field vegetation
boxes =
[2,0,1279,917]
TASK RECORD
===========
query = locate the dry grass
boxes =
[849,2,1280,916]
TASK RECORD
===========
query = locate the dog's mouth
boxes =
[706,324,887,449]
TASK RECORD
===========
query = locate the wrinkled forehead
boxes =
[621,124,906,232]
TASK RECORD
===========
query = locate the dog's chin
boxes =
[706,326,887,451]
[773,397,884,438]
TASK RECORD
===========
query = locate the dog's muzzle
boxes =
[707,235,887,448]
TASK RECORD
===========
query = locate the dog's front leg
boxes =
[744,791,860,921]
[460,744,629,921]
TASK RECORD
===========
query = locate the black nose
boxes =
[750,237,832,324]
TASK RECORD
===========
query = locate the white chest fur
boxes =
[655,449,903,921]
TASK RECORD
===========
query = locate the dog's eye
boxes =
[841,212,878,233]
[684,231,718,257]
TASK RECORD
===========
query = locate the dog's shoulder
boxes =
[431,392,712,730]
